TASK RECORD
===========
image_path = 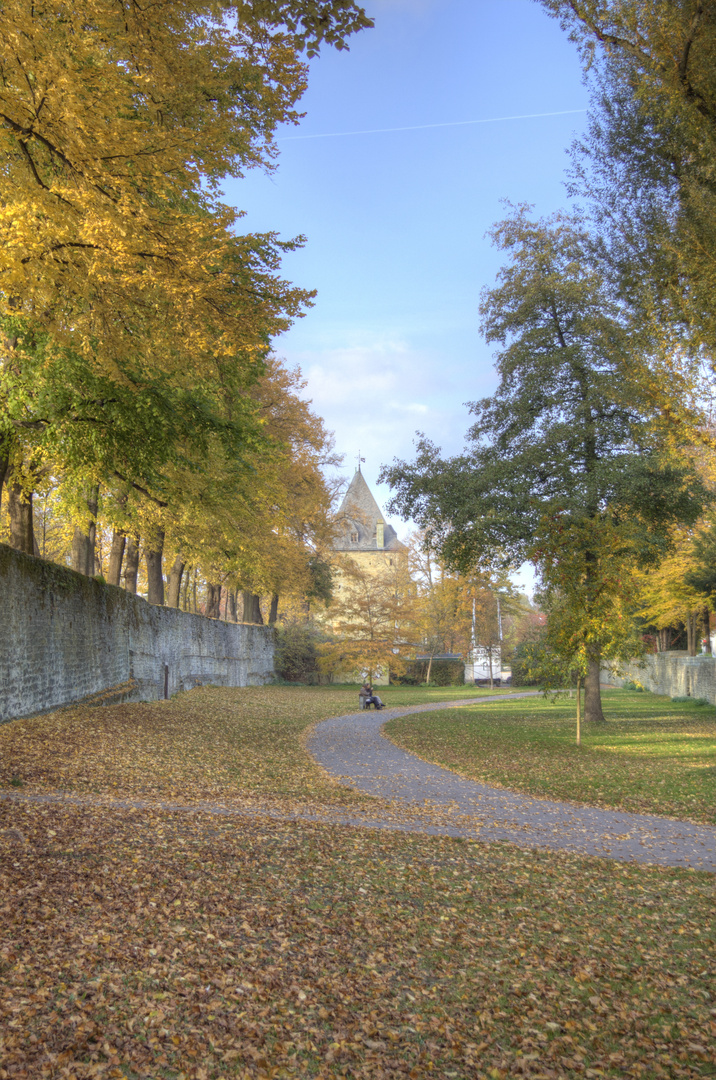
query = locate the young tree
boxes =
[319,557,416,684]
[381,208,706,722]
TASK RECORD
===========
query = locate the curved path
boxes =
[307,695,716,872]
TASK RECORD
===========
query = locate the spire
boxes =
[333,471,405,552]
[337,470,384,523]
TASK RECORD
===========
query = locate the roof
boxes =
[333,470,406,553]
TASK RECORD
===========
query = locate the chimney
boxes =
[376,522,384,549]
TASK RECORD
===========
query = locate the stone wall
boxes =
[607,652,716,703]
[0,544,274,723]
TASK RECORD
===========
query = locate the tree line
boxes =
[381,1,716,722]
[0,0,372,620]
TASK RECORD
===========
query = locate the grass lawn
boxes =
[385,688,716,825]
[1,685,715,1078]
[2,799,714,1080]
[0,683,514,809]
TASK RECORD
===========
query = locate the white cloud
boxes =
[282,337,464,479]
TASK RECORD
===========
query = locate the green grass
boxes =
[385,688,716,824]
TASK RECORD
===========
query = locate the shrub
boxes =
[273,621,333,684]
[393,659,464,686]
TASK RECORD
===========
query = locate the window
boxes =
[350,532,358,543]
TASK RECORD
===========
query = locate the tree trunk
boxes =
[242,592,264,623]
[268,593,279,625]
[686,614,697,657]
[701,607,711,653]
[228,589,238,623]
[0,446,9,507]
[584,653,606,724]
[576,675,582,746]
[425,654,433,685]
[206,582,221,619]
[181,566,191,611]
[71,527,89,575]
[192,569,198,613]
[8,481,35,555]
[166,556,185,608]
[71,484,99,576]
[107,531,126,586]
[145,530,165,605]
[124,537,140,594]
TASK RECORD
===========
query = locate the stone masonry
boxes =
[0,543,274,723]
[608,651,716,703]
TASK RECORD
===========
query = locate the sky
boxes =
[223,0,590,591]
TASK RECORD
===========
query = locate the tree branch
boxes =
[114,471,168,507]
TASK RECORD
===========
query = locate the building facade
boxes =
[332,469,407,573]
[328,470,408,684]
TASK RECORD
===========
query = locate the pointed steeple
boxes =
[338,470,384,523]
[333,472,405,552]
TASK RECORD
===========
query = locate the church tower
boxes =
[332,469,406,574]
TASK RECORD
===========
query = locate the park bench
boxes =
[359,689,384,710]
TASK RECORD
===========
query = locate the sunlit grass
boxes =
[385,688,716,824]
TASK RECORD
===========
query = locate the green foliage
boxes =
[306,555,334,606]
[394,659,465,686]
[541,1,716,363]
[274,620,333,684]
[684,520,716,601]
[382,207,705,715]
[509,641,543,687]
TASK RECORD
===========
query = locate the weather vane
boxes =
[356,450,365,473]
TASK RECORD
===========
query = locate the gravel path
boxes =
[307,695,716,872]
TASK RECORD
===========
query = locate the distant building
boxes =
[327,469,408,685]
[465,644,502,684]
[332,469,407,574]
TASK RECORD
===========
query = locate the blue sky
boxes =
[224,0,588,586]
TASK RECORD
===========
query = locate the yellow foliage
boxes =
[0,0,368,379]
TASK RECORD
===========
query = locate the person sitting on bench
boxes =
[360,682,384,710]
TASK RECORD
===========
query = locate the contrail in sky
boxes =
[277,108,586,142]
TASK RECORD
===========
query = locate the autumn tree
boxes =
[0,0,371,375]
[319,557,416,684]
[541,1,716,364]
[0,0,371,552]
[407,531,516,684]
[637,528,711,656]
[381,208,706,723]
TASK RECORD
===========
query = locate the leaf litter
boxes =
[0,686,715,1078]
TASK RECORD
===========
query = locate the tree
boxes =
[406,530,516,685]
[541,1,716,362]
[637,528,711,656]
[319,557,416,684]
[381,208,706,723]
[0,1,371,560]
[0,0,371,381]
